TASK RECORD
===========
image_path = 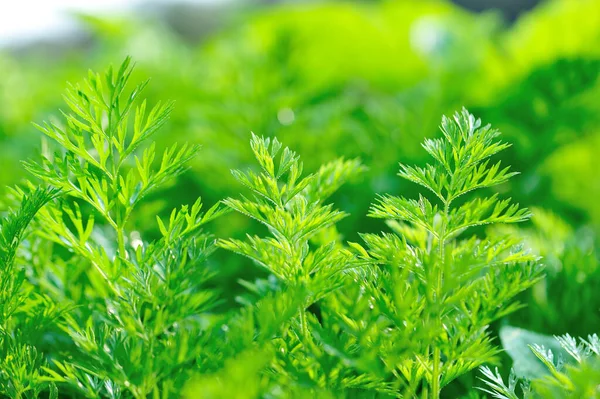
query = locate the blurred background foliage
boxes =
[1,0,600,388]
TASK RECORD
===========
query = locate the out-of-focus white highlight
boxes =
[0,0,227,46]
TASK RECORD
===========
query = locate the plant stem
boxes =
[107,104,127,259]
[113,170,126,259]
[437,201,449,294]
[117,225,126,258]
[431,201,450,398]
[431,347,441,399]
[114,193,126,257]
[299,307,309,340]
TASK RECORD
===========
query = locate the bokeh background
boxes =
[1,0,599,393]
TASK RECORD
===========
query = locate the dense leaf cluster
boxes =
[2,1,600,397]
[0,59,561,398]
[481,333,600,398]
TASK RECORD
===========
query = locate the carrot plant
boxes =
[5,58,229,398]
[0,59,552,398]
[319,108,544,397]
[0,187,61,398]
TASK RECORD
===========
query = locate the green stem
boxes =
[293,238,309,341]
[106,101,127,259]
[112,158,127,259]
[114,183,126,258]
[431,347,441,399]
[430,201,450,399]
[299,307,309,340]
[116,224,126,258]
[437,201,450,295]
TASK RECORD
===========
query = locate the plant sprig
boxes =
[350,108,543,397]
[17,58,227,399]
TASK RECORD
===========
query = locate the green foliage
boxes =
[219,133,364,289]
[0,187,60,399]
[496,326,567,381]
[10,59,228,398]
[497,209,600,336]
[479,333,600,398]
[347,109,542,397]
[1,36,597,395]
[3,0,600,242]
[218,134,391,394]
